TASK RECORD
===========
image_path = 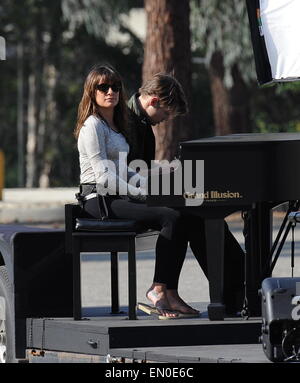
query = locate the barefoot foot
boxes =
[146,285,178,318]
[166,290,200,315]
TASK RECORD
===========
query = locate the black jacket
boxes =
[127,93,156,168]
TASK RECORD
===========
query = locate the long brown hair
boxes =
[74,64,129,140]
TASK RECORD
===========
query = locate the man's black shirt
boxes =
[127,93,156,168]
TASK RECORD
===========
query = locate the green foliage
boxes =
[0,0,143,187]
[1,0,300,187]
[251,82,300,133]
[190,0,300,135]
[191,0,256,87]
[61,0,130,37]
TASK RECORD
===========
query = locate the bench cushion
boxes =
[75,218,139,232]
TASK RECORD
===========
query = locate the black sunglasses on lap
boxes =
[96,83,121,93]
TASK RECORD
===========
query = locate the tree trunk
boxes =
[209,51,251,136]
[208,51,231,136]
[143,0,192,160]
[38,64,58,188]
[26,73,38,188]
[230,63,251,134]
[17,41,24,187]
[25,22,43,188]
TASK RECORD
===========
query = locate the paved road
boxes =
[0,187,77,223]
[81,217,300,310]
[1,188,299,311]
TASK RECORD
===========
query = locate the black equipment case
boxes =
[260,277,300,362]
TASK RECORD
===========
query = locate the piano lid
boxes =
[181,132,300,146]
[174,131,300,206]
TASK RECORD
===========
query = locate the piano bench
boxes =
[65,204,159,320]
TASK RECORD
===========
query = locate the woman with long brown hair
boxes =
[75,64,129,141]
[75,64,199,318]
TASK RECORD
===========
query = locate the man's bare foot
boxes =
[166,289,200,315]
[146,285,178,318]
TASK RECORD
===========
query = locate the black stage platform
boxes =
[26,303,269,363]
[109,344,269,363]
